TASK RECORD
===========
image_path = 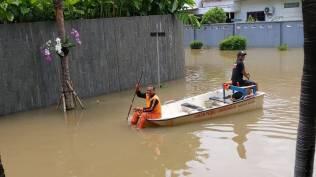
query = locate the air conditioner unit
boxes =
[264,6,275,15]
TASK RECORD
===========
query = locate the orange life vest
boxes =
[146,94,161,117]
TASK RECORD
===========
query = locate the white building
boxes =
[190,0,302,22]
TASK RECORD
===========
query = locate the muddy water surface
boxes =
[0,48,305,177]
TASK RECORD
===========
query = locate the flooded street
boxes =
[0,48,305,177]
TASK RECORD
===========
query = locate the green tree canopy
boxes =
[0,0,198,24]
[201,7,226,24]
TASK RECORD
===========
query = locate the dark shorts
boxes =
[233,80,256,87]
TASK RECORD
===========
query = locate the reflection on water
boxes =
[0,48,303,177]
[63,110,84,127]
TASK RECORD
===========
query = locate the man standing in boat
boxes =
[231,50,258,89]
[131,84,161,129]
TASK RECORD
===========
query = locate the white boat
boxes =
[146,88,264,127]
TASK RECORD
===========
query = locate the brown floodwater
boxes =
[0,48,304,177]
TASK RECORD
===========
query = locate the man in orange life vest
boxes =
[131,84,161,129]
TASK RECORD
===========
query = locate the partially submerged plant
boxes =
[278,44,288,51]
[219,35,247,50]
[190,40,203,49]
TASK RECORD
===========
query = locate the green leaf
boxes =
[176,12,200,28]
[20,7,30,15]
[74,9,85,15]
[0,2,8,10]
[65,0,80,6]
[7,0,20,6]
[36,3,43,11]
[184,0,195,7]
[132,1,141,10]
[63,42,75,48]
[171,0,178,13]
[30,0,38,5]
[104,1,114,4]
[6,11,14,21]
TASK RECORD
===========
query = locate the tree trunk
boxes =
[0,155,5,177]
[53,0,75,110]
[294,1,316,177]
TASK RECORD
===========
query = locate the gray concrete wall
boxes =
[183,21,303,48]
[183,26,194,47]
[281,21,304,48]
[235,22,281,48]
[196,24,234,47]
[0,15,184,116]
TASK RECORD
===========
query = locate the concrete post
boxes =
[280,22,283,45]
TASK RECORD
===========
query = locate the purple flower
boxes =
[76,38,82,45]
[71,28,82,45]
[40,29,82,63]
[44,54,53,63]
[40,47,53,63]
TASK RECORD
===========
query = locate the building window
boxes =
[226,12,235,23]
[284,2,300,8]
[247,11,265,21]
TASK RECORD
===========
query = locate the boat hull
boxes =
[147,93,264,127]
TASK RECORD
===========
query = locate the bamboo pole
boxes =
[66,81,85,109]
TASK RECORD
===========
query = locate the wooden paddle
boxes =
[126,71,144,120]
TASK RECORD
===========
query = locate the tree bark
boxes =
[53,0,75,110]
[0,155,5,177]
[294,1,316,177]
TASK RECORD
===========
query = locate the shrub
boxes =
[201,7,226,24]
[190,40,203,49]
[219,35,247,50]
[278,44,288,51]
